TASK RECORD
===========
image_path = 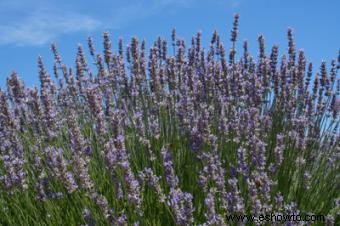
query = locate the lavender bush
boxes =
[0,15,339,225]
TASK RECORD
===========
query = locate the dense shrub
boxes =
[0,15,339,225]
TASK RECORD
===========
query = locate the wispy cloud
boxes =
[0,13,101,46]
[230,0,241,8]
[108,0,194,28]
[0,0,101,46]
[0,0,214,47]
[107,0,239,29]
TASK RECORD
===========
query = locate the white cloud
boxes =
[0,1,101,46]
[0,13,101,46]
[231,0,241,8]
[0,0,210,46]
[108,0,194,28]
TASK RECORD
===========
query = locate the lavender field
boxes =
[0,14,339,225]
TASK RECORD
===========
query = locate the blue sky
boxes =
[0,0,339,88]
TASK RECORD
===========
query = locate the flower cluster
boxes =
[0,14,338,225]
